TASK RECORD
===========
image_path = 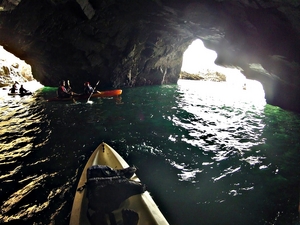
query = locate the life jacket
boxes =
[57,85,69,97]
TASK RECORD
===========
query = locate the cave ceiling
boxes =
[0,0,300,112]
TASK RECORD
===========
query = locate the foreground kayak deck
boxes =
[47,89,122,102]
[69,142,169,225]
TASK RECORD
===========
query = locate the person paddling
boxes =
[9,81,19,93]
[83,82,94,95]
[19,84,29,95]
[57,80,73,98]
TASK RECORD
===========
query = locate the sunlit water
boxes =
[0,80,299,225]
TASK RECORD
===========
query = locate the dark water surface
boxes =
[0,80,299,225]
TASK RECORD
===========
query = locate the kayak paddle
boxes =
[87,80,100,103]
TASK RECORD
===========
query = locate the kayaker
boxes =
[83,82,94,95]
[57,80,73,98]
[9,81,19,93]
[19,85,29,95]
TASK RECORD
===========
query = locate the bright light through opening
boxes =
[181,39,245,83]
[0,46,43,92]
[181,39,265,105]
[181,39,217,74]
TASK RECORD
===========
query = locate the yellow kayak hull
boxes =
[69,142,169,225]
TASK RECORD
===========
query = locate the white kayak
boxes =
[69,142,169,225]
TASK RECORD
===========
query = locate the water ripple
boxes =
[0,81,299,225]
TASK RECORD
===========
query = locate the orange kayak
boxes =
[47,89,122,102]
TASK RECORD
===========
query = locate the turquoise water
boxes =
[0,79,299,225]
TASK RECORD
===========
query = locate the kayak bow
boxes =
[69,142,169,225]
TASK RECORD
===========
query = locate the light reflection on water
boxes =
[0,80,299,225]
[167,79,268,187]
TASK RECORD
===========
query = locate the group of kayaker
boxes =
[9,81,30,95]
[57,80,96,98]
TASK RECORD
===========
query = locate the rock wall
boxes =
[0,0,300,112]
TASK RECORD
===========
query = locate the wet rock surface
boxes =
[0,0,300,111]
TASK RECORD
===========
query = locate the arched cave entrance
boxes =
[180,39,266,106]
[0,46,42,91]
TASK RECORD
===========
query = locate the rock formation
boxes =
[0,0,300,112]
[0,46,33,87]
[180,71,227,82]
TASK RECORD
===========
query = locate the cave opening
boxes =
[180,39,266,106]
[0,46,43,92]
